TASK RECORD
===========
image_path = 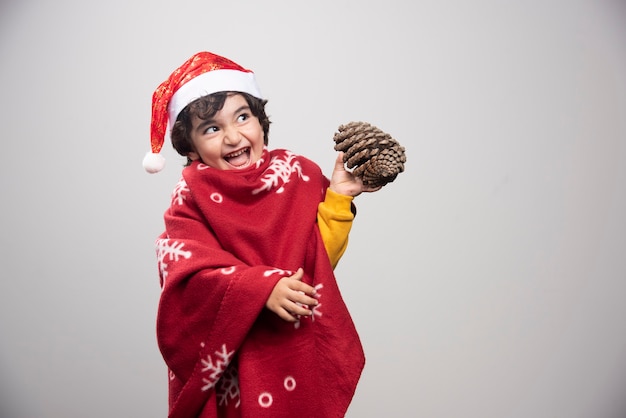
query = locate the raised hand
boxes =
[329,152,381,197]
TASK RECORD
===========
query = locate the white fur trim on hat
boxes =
[168,69,262,127]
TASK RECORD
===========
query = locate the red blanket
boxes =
[155,148,364,417]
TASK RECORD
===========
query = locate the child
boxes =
[144,51,375,418]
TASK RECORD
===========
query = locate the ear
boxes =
[187,151,199,161]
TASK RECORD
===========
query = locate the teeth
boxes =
[225,148,248,159]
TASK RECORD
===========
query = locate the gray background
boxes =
[1,0,625,417]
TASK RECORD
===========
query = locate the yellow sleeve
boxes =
[317,188,355,269]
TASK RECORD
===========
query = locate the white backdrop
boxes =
[1,1,625,417]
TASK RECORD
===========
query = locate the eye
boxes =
[204,125,218,134]
[237,112,250,122]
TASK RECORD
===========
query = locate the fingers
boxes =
[273,293,319,323]
[283,284,319,317]
[330,153,365,197]
[266,269,320,322]
[286,295,318,318]
[291,289,319,310]
[287,268,319,298]
[275,308,300,322]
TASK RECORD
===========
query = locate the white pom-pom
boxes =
[143,152,165,173]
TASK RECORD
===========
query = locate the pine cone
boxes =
[333,121,406,188]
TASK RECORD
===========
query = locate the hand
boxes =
[265,268,319,322]
[329,152,381,197]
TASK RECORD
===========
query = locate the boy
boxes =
[144,51,373,417]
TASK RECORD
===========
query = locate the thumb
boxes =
[334,152,346,170]
[291,268,304,281]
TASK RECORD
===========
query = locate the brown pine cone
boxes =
[333,121,406,188]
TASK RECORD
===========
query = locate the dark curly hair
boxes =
[171,91,271,165]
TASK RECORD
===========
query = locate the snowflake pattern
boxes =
[216,362,241,408]
[156,238,192,285]
[221,266,236,275]
[201,344,235,392]
[197,163,211,171]
[263,268,292,277]
[252,151,309,195]
[171,178,189,206]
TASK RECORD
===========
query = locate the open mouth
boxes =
[224,147,251,168]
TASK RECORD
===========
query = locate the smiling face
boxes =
[187,93,265,170]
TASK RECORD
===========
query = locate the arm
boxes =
[318,152,380,268]
[317,188,355,268]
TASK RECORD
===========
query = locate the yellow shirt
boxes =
[317,188,355,269]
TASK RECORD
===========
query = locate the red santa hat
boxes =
[143,51,263,173]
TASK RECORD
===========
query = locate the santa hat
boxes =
[143,51,263,173]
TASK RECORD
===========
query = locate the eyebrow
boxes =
[232,105,251,116]
[194,118,214,134]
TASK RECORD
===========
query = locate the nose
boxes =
[223,124,242,146]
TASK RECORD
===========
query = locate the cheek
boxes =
[251,127,265,144]
[206,144,222,159]
[193,142,215,160]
